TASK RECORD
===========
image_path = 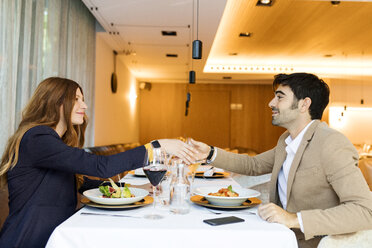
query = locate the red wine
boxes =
[143,168,167,186]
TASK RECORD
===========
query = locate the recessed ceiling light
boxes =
[162,31,177,36]
[229,52,238,56]
[239,32,252,37]
[166,54,178,57]
[256,0,274,6]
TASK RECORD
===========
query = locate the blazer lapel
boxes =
[286,120,320,203]
[270,133,289,204]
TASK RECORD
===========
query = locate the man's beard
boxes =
[271,98,299,126]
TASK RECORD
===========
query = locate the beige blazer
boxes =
[212,120,372,240]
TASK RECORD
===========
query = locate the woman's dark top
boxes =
[0,125,145,248]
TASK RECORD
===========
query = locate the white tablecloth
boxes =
[46,173,298,248]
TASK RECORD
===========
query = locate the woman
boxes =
[0,77,196,248]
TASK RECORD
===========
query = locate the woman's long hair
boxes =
[0,77,88,188]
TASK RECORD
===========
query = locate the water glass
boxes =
[157,173,172,206]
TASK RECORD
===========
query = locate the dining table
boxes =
[46,168,298,248]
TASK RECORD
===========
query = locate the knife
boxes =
[80,212,141,218]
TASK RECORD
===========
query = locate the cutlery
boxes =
[80,212,141,218]
[205,208,256,215]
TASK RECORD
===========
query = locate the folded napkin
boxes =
[204,167,224,177]
[134,168,145,176]
[78,176,125,194]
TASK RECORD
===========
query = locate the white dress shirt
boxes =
[278,120,314,232]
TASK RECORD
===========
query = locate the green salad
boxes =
[99,178,134,198]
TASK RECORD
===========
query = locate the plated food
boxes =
[83,182,149,206]
[190,195,261,209]
[208,185,239,197]
[99,179,135,198]
[193,186,260,206]
[81,196,153,210]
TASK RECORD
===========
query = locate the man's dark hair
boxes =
[273,73,330,120]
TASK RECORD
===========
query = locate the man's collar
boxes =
[285,120,316,153]
[277,119,321,148]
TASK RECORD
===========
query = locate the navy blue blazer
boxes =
[0,125,146,248]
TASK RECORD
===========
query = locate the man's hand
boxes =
[258,203,300,229]
[188,139,211,161]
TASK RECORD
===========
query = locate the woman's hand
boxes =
[158,139,198,164]
[188,139,211,161]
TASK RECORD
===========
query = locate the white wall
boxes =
[94,34,139,146]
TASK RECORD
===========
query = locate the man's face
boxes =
[268,85,300,128]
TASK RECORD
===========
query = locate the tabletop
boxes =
[46,170,298,248]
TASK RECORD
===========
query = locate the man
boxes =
[192,73,372,248]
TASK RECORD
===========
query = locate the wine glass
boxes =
[143,147,167,219]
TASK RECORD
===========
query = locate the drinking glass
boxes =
[143,148,167,219]
[186,138,203,193]
[157,153,172,207]
[169,159,190,214]
[363,143,371,154]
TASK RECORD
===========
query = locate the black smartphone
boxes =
[203,216,245,226]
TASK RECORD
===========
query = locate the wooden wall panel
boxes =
[183,90,231,148]
[329,79,372,107]
[139,83,284,153]
[139,84,185,143]
[230,85,285,153]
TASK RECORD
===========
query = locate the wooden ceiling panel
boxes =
[84,0,372,82]
[211,0,372,60]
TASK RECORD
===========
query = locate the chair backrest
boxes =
[0,187,9,229]
[317,230,372,248]
[358,158,372,191]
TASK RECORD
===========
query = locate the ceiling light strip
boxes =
[128,43,188,47]
[115,24,190,29]
[205,65,295,73]
[205,64,372,76]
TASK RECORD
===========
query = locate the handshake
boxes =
[156,138,212,165]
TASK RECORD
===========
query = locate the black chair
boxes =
[0,187,9,229]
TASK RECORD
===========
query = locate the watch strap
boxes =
[151,140,161,148]
[206,146,215,163]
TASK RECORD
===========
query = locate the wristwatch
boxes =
[151,140,161,148]
[206,146,215,164]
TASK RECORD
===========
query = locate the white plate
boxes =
[83,187,149,205]
[193,186,260,206]
[134,168,145,176]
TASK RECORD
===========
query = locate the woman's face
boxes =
[71,88,87,125]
